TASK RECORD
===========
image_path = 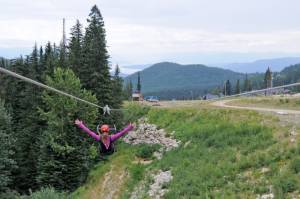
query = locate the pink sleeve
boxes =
[110,124,134,142]
[77,122,100,141]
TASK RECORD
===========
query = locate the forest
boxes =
[0,5,126,197]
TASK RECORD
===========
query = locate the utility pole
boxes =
[224,81,227,96]
[62,18,66,48]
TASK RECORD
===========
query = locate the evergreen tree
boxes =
[2,56,41,193]
[137,72,141,93]
[0,99,16,193]
[111,65,124,127]
[223,80,232,96]
[44,42,55,76]
[235,79,241,94]
[112,65,123,108]
[264,67,272,88]
[30,44,39,80]
[243,74,250,92]
[37,68,98,191]
[38,46,46,82]
[81,5,113,116]
[123,80,133,100]
[1,46,47,193]
[68,20,83,76]
[248,79,252,91]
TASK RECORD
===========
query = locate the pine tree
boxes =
[2,46,47,193]
[81,5,113,115]
[111,65,124,127]
[68,20,83,76]
[38,46,46,82]
[0,99,16,193]
[30,44,39,80]
[224,80,232,96]
[123,80,133,100]
[243,74,250,92]
[44,42,55,76]
[37,68,98,191]
[137,72,141,93]
[2,56,41,193]
[248,79,252,91]
[264,67,272,88]
[112,65,123,108]
[235,79,241,94]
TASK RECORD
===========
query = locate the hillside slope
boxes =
[125,62,244,99]
[73,103,300,198]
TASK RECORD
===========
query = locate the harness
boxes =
[99,137,115,155]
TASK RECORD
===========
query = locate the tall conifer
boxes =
[82,5,113,116]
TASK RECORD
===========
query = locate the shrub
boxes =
[279,99,284,104]
[290,158,300,173]
[0,190,20,199]
[273,172,298,193]
[135,144,161,159]
[27,187,70,199]
[285,99,289,103]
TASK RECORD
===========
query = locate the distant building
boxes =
[203,93,219,100]
[132,91,143,101]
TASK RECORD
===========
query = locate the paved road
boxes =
[211,99,300,115]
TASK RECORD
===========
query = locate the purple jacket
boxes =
[77,122,133,149]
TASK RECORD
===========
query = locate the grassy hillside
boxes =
[72,103,300,198]
[125,62,244,99]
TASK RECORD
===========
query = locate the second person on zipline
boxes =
[75,119,134,155]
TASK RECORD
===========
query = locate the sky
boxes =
[1,0,300,74]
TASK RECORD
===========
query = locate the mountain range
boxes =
[124,60,300,99]
[218,57,300,73]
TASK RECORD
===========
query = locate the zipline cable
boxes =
[0,67,125,113]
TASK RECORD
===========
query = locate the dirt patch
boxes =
[132,157,153,165]
[87,165,128,199]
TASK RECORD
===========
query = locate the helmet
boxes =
[100,124,110,133]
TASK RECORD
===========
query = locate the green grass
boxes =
[72,103,300,198]
[228,96,300,110]
[135,144,161,160]
[72,141,152,199]
[140,107,300,198]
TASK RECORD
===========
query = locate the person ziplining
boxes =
[0,66,133,157]
[75,119,134,155]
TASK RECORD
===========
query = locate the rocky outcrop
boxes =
[148,170,173,199]
[125,118,178,199]
[123,118,180,153]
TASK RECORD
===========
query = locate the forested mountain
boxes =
[279,64,300,84]
[125,62,244,99]
[244,63,300,91]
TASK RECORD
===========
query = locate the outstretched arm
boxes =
[111,123,134,142]
[75,119,100,141]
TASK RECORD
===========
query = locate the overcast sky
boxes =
[1,0,300,73]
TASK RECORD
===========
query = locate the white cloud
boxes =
[2,0,300,64]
